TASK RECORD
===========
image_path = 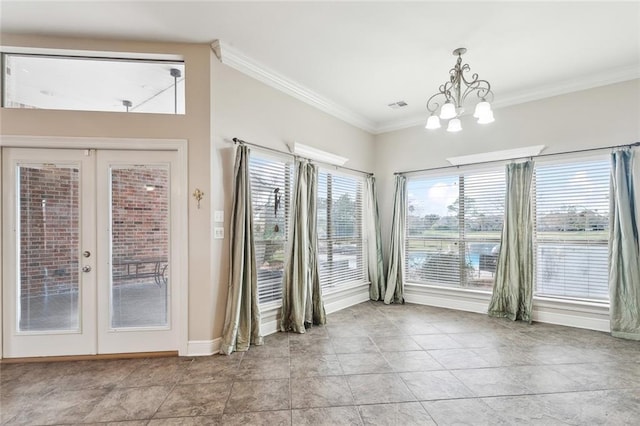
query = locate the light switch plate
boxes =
[214,227,224,239]
[214,210,224,223]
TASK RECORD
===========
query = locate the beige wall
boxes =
[0,33,376,347]
[373,79,640,256]
[210,57,376,338]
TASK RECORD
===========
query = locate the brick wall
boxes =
[19,166,169,298]
[111,168,169,285]
[20,167,80,297]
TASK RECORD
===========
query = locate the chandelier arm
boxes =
[426,92,447,114]
[460,75,493,104]
[440,81,453,98]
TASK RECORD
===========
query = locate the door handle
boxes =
[82,265,92,273]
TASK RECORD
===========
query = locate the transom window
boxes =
[3,53,185,114]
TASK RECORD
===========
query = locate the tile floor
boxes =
[1,301,639,425]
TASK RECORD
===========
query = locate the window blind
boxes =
[534,158,610,301]
[461,169,505,288]
[248,154,292,304]
[317,170,367,290]
[406,175,460,285]
[405,168,505,289]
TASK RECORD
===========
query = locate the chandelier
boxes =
[425,48,495,132]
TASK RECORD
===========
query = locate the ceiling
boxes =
[1,1,639,133]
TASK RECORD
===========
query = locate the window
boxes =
[317,170,367,290]
[3,53,185,114]
[249,154,292,304]
[405,168,505,289]
[534,157,610,301]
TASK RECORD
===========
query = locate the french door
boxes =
[2,148,181,358]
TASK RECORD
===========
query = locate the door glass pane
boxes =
[110,165,169,328]
[18,164,80,331]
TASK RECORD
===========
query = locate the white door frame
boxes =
[0,135,189,358]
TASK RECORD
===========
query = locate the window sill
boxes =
[533,295,609,311]
[259,300,282,314]
[405,282,492,296]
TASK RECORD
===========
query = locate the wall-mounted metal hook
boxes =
[193,188,204,209]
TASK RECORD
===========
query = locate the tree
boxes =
[447,196,477,217]
[332,193,356,237]
[423,214,440,230]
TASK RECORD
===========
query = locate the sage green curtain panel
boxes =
[280,160,326,333]
[308,162,326,327]
[488,161,534,322]
[220,145,263,355]
[385,175,406,305]
[609,148,640,340]
[366,176,386,301]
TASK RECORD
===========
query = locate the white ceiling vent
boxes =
[388,100,408,109]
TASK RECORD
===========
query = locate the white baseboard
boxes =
[186,338,221,356]
[261,304,280,337]
[324,283,370,314]
[404,283,611,333]
[404,284,490,314]
[532,297,610,332]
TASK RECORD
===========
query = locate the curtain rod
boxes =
[232,137,373,177]
[394,141,640,176]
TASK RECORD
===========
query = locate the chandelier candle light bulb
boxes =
[473,99,492,118]
[447,118,463,132]
[439,101,457,120]
[425,114,441,129]
[425,48,495,132]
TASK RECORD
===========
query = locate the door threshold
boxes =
[0,351,179,364]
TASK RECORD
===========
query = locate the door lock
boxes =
[83,251,91,258]
[82,265,92,273]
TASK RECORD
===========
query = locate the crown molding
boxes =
[374,113,427,134]
[211,40,376,133]
[491,64,640,111]
[211,40,639,136]
[376,65,640,135]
